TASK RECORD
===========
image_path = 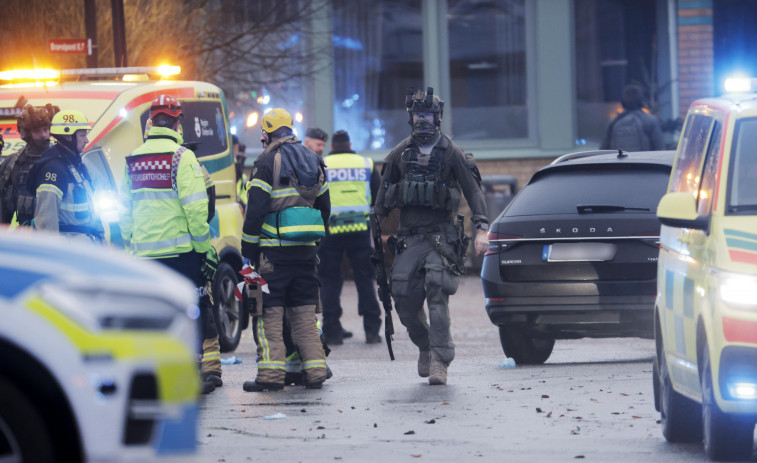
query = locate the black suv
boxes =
[481,150,675,364]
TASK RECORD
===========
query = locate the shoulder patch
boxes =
[193,163,203,177]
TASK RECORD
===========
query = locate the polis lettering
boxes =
[327,167,369,183]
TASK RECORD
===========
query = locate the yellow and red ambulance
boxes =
[0,66,247,352]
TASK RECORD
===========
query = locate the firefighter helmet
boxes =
[149,94,183,119]
[17,104,59,141]
[261,108,294,133]
[50,109,90,135]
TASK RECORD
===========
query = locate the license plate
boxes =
[542,242,616,262]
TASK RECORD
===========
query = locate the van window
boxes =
[727,117,757,214]
[669,114,713,194]
[140,101,229,158]
[697,120,721,216]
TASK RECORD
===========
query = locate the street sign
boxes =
[49,39,92,55]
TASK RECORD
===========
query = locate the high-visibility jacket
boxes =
[324,152,373,233]
[120,126,211,257]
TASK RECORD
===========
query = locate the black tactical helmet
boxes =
[17,104,59,142]
[405,87,444,126]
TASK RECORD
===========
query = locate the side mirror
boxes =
[656,192,708,230]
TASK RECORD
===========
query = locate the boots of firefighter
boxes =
[245,306,287,391]
[418,349,430,378]
[429,351,448,385]
[288,305,327,389]
[201,337,223,387]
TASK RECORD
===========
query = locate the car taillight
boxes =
[485,232,522,256]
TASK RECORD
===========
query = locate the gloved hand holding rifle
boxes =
[370,213,395,360]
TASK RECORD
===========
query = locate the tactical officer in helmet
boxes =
[374,87,489,385]
[120,95,223,394]
[0,103,58,225]
[241,108,330,391]
[24,109,104,241]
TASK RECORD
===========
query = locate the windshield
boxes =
[727,117,757,213]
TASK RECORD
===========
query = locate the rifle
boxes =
[369,213,395,360]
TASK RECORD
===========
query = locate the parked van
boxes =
[0,66,247,351]
[654,79,757,460]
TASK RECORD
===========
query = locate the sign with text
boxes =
[49,39,91,55]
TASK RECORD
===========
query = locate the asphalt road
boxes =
[187,275,755,463]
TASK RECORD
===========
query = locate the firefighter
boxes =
[0,104,58,225]
[24,109,104,242]
[119,95,222,394]
[242,108,330,392]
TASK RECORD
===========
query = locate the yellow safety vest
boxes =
[324,152,372,234]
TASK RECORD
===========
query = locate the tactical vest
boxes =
[383,139,461,213]
[261,140,326,246]
[324,152,372,234]
[0,144,47,225]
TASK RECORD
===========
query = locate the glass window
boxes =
[697,121,721,216]
[574,0,657,145]
[505,165,671,216]
[727,118,757,213]
[140,101,229,158]
[447,0,527,141]
[332,0,423,152]
[669,114,713,194]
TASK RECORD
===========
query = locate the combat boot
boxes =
[428,352,447,386]
[417,349,430,378]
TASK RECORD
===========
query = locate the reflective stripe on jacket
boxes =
[119,126,210,257]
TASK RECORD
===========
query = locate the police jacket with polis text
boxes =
[242,135,330,266]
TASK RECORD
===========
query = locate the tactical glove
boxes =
[201,247,219,282]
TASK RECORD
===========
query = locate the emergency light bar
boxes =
[0,65,181,83]
[724,76,757,93]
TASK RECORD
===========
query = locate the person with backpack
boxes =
[600,84,664,152]
[241,108,330,392]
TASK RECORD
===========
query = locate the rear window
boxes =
[505,165,671,216]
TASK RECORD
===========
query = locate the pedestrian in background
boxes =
[304,127,328,156]
[374,87,489,385]
[241,108,330,392]
[317,130,382,346]
[600,84,664,152]
[119,95,222,394]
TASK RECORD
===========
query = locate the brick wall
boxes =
[677,1,714,116]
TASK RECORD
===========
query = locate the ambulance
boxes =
[0,230,199,461]
[654,77,757,460]
[0,66,248,352]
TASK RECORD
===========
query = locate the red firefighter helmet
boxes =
[149,95,183,119]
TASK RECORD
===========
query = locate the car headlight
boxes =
[40,283,194,332]
[718,272,757,308]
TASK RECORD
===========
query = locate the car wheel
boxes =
[659,348,702,442]
[212,262,243,352]
[701,345,755,460]
[0,377,56,463]
[498,325,554,365]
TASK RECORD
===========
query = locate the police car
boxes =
[0,230,199,462]
[654,77,757,460]
[0,66,248,352]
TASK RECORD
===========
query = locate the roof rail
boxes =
[550,149,627,165]
[62,66,180,79]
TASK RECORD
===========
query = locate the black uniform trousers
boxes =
[316,229,381,340]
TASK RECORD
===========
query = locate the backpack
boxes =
[609,110,648,152]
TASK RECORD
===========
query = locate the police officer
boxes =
[318,130,382,345]
[242,108,330,392]
[374,87,489,385]
[24,109,104,241]
[0,104,58,225]
[119,95,222,394]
